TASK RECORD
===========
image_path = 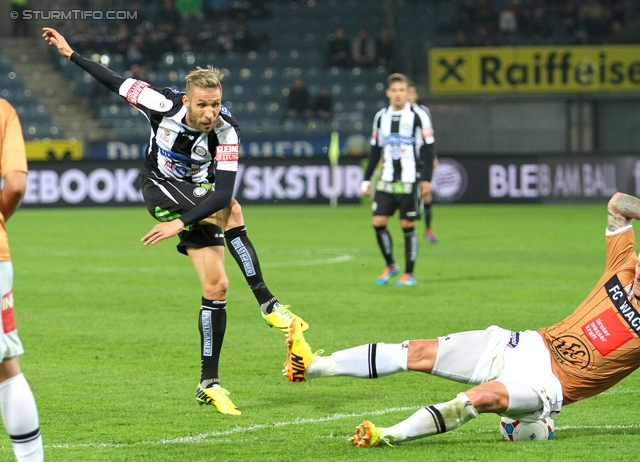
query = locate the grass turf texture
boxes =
[3,203,640,461]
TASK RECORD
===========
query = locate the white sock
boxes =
[0,374,43,462]
[384,392,478,442]
[306,342,408,379]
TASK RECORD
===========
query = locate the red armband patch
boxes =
[216,144,239,162]
[126,80,151,105]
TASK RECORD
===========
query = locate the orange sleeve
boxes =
[604,227,636,275]
[0,100,28,178]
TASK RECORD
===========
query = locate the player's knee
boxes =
[230,199,242,218]
[466,383,510,414]
[226,199,244,229]
[372,216,387,227]
[407,339,437,373]
[203,277,229,299]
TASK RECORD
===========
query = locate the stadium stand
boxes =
[4,0,639,144]
[0,48,64,140]
[43,0,391,141]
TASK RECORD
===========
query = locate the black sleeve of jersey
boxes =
[363,145,382,181]
[178,170,236,226]
[420,143,435,182]
[70,52,125,93]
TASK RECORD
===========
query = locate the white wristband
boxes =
[360,180,371,194]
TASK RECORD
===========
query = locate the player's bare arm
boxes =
[1,172,27,222]
[42,27,74,59]
[607,192,640,232]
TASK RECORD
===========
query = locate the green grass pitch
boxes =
[3,202,640,461]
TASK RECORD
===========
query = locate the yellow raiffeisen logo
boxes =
[429,45,640,94]
[25,139,83,160]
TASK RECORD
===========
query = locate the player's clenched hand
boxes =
[42,27,74,59]
[421,181,431,198]
[141,220,185,245]
[360,180,371,197]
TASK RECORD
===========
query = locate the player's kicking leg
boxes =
[220,199,307,332]
[188,245,240,415]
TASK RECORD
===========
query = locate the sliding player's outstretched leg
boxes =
[223,199,307,332]
[352,393,478,447]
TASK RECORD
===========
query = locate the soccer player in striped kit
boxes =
[44,27,306,415]
[361,73,434,286]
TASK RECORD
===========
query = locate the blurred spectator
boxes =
[216,24,234,54]
[159,0,183,29]
[530,9,551,41]
[517,0,536,36]
[351,28,376,68]
[376,26,396,70]
[234,22,260,53]
[313,87,333,121]
[498,1,518,34]
[68,26,91,55]
[125,40,145,67]
[454,30,470,47]
[176,0,204,21]
[609,1,626,24]
[609,20,629,43]
[560,0,580,37]
[224,0,272,19]
[126,63,148,81]
[206,0,230,17]
[89,25,111,55]
[113,24,132,55]
[287,77,312,120]
[327,26,351,68]
[578,0,611,38]
[457,0,475,34]
[144,30,170,65]
[195,23,217,53]
[174,25,193,52]
[248,0,273,19]
[471,24,495,46]
[473,0,496,33]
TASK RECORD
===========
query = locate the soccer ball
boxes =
[500,416,554,441]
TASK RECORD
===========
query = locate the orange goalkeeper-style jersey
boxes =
[0,99,28,261]
[538,226,640,405]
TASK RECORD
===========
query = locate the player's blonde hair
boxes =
[386,73,409,88]
[185,66,224,93]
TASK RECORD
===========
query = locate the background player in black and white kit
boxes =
[407,82,438,244]
[361,73,434,286]
[43,27,307,415]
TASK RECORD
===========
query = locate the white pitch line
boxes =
[24,413,640,451]
[18,255,355,275]
[262,254,354,268]
[44,406,417,449]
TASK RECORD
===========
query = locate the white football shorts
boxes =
[0,262,24,360]
[432,325,562,422]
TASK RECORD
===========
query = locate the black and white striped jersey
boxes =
[413,103,435,146]
[69,52,239,225]
[364,102,434,184]
[117,78,239,184]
